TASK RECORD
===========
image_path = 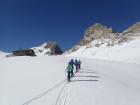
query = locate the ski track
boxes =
[21,69,98,105]
[55,83,68,105]
[57,84,69,105]
[20,68,140,105]
[22,80,66,105]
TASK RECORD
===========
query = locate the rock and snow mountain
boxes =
[1,22,140,105]
[31,41,63,56]
[67,22,140,64]
[0,42,63,57]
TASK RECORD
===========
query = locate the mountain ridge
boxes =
[68,22,140,53]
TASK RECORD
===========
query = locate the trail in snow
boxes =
[62,69,101,105]
[21,65,140,105]
[55,83,69,105]
[1,56,140,105]
[22,80,66,105]
[21,69,101,105]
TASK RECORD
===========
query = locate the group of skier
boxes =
[66,59,81,82]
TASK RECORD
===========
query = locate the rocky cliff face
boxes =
[80,23,113,45]
[68,22,140,53]
[44,41,63,55]
[123,22,140,34]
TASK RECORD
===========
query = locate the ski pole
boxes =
[65,70,66,80]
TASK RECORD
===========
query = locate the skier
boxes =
[78,60,81,69]
[69,59,75,77]
[74,59,79,73]
[66,62,73,82]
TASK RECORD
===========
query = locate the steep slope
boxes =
[1,56,140,105]
[67,38,140,64]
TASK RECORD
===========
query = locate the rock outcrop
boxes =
[32,41,63,56]
[80,23,114,45]
[43,41,63,55]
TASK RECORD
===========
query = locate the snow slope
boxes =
[67,38,140,64]
[1,55,140,105]
[0,51,8,60]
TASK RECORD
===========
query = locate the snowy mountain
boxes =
[66,22,140,64]
[1,22,140,105]
[31,41,63,56]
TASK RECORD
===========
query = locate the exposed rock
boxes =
[32,41,63,56]
[117,22,140,43]
[44,41,63,55]
[13,49,35,56]
[67,22,140,53]
[123,22,140,34]
[80,23,114,45]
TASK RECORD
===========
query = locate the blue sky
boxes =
[0,0,140,52]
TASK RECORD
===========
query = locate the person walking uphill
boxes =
[75,59,79,73]
[66,62,73,82]
[78,60,81,69]
[69,59,75,77]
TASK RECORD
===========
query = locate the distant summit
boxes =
[80,23,113,45]
[68,22,140,53]
[123,22,140,33]
[1,41,63,57]
[3,41,63,57]
[32,41,63,56]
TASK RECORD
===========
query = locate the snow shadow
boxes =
[72,69,101,82]
[79,70,98,74]
[79,71,98,74]
[71,79,99,82]
[75,75,100,78]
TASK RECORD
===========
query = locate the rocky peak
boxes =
[32,41,63,56]
[44,41,63,55]
[80,23,113,45]
[123,22,140,34]
[68,22,140,53]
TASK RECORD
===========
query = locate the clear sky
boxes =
[0,0,140,52]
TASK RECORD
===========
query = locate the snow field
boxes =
[68,38,140,64]
[1,55,140,105]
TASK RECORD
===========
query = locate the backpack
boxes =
[66,64,72,71]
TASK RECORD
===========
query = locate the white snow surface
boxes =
[1,55,140,105]
[67,38,140,64]
[0,51,9,60]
